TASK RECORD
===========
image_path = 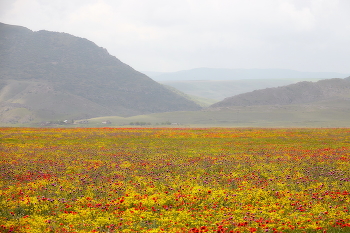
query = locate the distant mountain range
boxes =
[144,68,349,81]
[0,22,200,124]
[158,79,324,103]
[210,77,350,108]
[144,68,350,103]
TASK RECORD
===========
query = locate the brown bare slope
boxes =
[210,77,350,108]
[0,22,201,123]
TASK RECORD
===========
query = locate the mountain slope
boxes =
[0,22,201,123]
[210,77,350,108]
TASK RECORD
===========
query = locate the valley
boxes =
[1,22,350,127]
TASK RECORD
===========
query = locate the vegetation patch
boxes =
[1,127,349,232]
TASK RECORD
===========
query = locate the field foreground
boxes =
[0,127,349,232]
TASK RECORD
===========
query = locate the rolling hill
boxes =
[210,77,350,108]
[0,22,201,124]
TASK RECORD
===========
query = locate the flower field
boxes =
[0,127,349,232]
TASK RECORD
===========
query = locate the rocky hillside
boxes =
[210,77,350,108]
[0,22,201,123]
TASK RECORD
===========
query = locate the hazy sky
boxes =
[1,0,350,73]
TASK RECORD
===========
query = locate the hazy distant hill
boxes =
[210,77,350,108]
[144,68,349,81]
[0,22,200,123]
[159,79,324,102]
[144,68,349,102]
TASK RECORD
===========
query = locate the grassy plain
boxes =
[84,102,350,128]
[0,127,349,232]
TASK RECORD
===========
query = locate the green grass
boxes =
[75,102,350,128]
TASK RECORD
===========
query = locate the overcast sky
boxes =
[1,0,350,73]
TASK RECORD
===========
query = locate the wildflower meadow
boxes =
[0,127,349,232]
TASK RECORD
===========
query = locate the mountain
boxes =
[0,22,201,124]
[145,68,349,81]
[209,77,350,108]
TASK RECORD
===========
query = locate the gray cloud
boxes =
[1,0,350,73]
